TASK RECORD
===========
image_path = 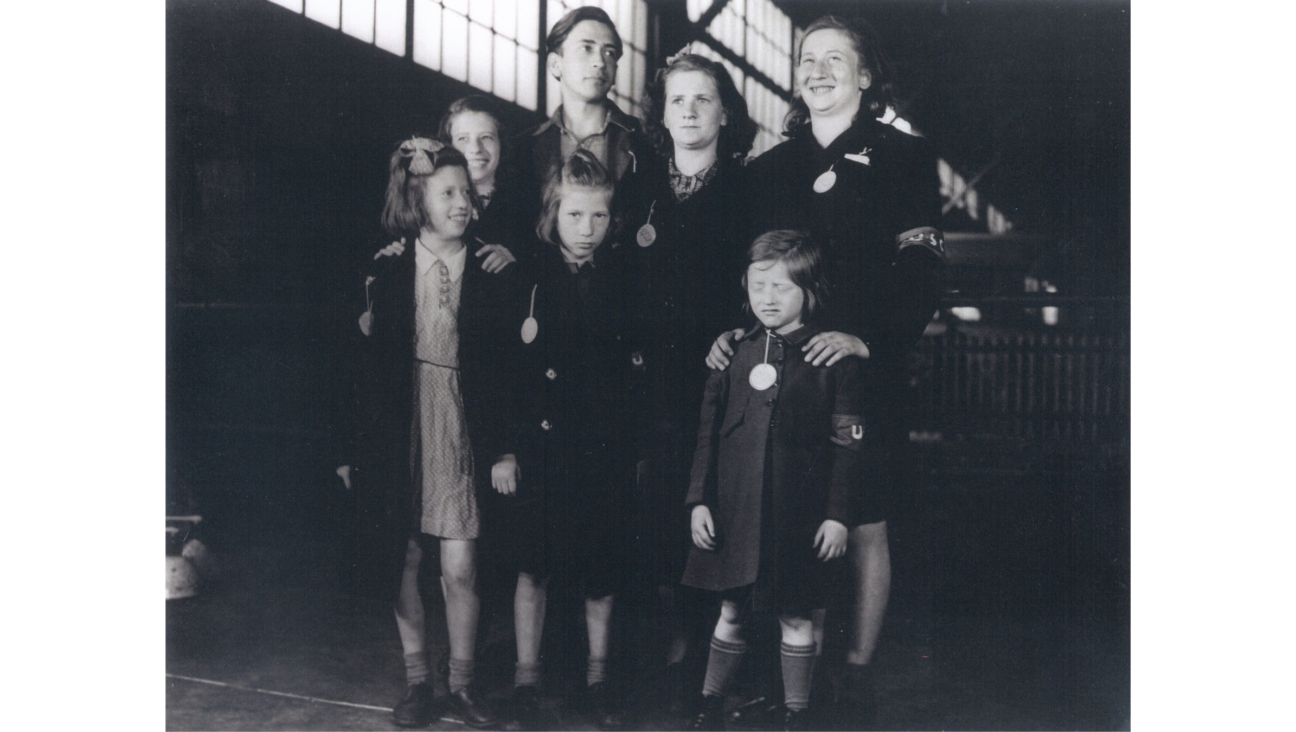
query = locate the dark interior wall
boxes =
[167,0,546,308]
[166,0,559,502]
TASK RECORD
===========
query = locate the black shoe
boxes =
[781,707,813,731]
[688,694,726,731]
[500,685,544,731]
[445,687,501,729]
[836,664,877,729]
[586,682,624,730]
[392,683,437,728]
[728,696,784,730]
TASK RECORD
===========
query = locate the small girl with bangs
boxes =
[682,230,867,730]
[491,148,632,729]
[356,138,511,728]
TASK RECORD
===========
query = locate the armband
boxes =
[896,226,946,262]
[830,414,865,450]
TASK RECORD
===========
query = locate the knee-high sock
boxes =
[702,636,747,698]
[780,642,817,711]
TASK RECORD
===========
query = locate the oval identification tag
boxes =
[749,363,777,391]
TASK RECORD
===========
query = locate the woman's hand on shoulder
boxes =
[802,331,869,367]
[814,519,848,560]
[705,329,746,370]
[476,243,516,274]
[491,454,519,495]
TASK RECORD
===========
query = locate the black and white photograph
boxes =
[162,1,1132,729]
[13,0,1288,730]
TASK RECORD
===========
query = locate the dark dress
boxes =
[622,155,752,586]
[681,324,866,614]
[747,116,944,523]
[342,237,514,599]
[493,244,635,599]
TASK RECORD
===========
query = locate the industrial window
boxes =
[685,0,793,156]
[412,0,541,110]
[275,1,650,116]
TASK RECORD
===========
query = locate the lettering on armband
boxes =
[896,227,946,262]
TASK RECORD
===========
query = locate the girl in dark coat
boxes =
[351,139,510,729]
[684,231,866,730]
[490,149,632,730]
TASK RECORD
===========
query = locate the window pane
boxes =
[517,48,538,110]
[444,0,468,16]
[375,0,406,56]
[443,9,469,82]
[468,22,494,92]
[494,36,517,102]
[413,0,442,71]
[267,0,303,12]
[342,0,375,43]
[517,0,539,50]
[468,0,492,27]
[304,0,340,28]
[635,0,647,50]
[494,0,517,40]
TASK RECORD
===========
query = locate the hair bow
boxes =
[399,137,444,175]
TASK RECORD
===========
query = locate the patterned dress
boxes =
[409,254,479,539]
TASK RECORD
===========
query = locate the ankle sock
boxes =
[587,656,608,687]
[404,650,430,687]
[515,661,542,688]
[447,657,474,694]
[702,636,747,698]
[780,642,816,711]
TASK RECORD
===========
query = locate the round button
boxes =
[545,368,557,381]
[540,419,552,431]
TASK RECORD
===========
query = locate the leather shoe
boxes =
[445,687,501,729]
[586,682,624,730]
[392,683,437,728]
[688,694,725,731]
[728,696,784,730]
[781,707,813,731]
[835,664,877,729]
[500,685,543,731]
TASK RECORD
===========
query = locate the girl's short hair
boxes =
[381,137,476,238]
[641,52,757,161]
[784,15,895,133]
[743,230,830,321]
[535,149,617,248]
[437,95,507,155]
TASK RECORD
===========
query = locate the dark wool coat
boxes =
[492,244,635,593]
[621,154,752,585]
[681,324,867,613]
[624,155,752,458]
[343,237,514,598]
[747,116,944,380]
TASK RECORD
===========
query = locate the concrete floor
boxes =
[166,438,1129,731]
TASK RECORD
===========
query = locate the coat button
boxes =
[541,419,552,431]
[545,368,557,380]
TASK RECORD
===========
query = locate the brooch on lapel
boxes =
[844,147,872,166]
